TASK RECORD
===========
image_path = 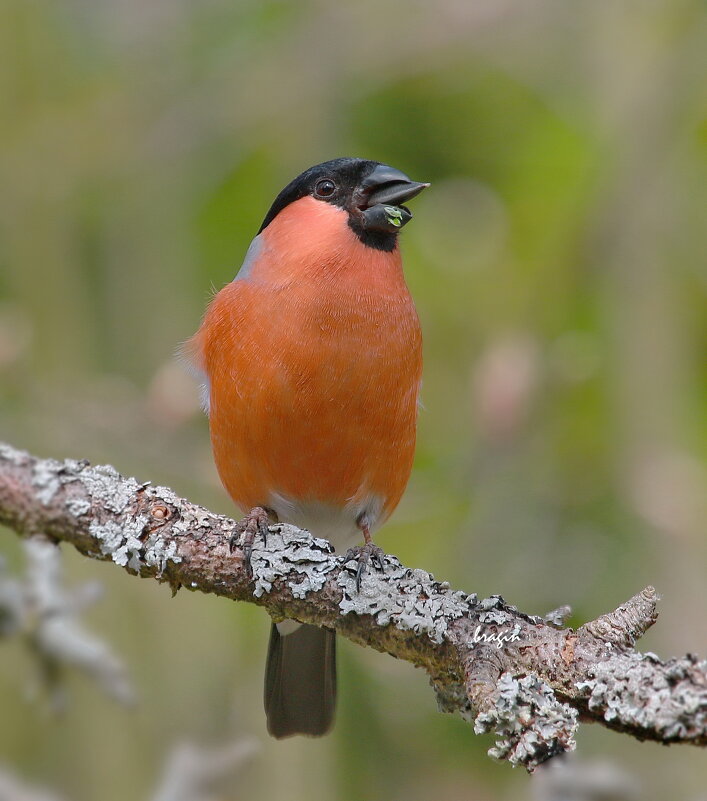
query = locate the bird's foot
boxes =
[230,506,270,576]
[343,542,386,592]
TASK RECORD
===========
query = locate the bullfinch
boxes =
[186,158,428,738]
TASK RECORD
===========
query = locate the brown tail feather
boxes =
[264,623,336,738]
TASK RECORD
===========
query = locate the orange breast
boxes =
[190,197,422,527]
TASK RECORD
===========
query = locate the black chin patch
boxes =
[347,216,397,252]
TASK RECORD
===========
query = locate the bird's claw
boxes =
[229,507,270,576]
[344,543,386,592]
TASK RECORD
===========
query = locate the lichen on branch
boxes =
[1,442,705,771]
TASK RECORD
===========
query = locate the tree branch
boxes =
[1,442,705,770]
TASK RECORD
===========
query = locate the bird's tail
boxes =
[264,622,336,738]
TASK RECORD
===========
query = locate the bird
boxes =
[185,157,428,738]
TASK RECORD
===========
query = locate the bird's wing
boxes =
[178,234,264,414]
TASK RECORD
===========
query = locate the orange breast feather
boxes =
[189,197,422,526]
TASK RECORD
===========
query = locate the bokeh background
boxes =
[1,1,706,799]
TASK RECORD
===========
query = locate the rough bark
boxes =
[0,442,705,770]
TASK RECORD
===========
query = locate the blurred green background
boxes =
[1,0,706,799]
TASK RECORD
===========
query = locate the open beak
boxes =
[359,164,429,233]
[360,164,430,209]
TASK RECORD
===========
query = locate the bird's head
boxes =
[259,158,429,253]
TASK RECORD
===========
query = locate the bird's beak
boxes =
[358,165,429,233]
[360,165,430,209]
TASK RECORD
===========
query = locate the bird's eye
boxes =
[314,179,336,198]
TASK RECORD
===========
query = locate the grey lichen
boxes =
[474,673,578,770]
[89,516,148,568]
[29,455,91,507]
[0,442,26,466]
[577,652,707,740]
[338,556,477,644]
[77,464,142,514]
[87,507,182,574]
[478,608,514,626]
[168,494,215,540]
[250,524,336,599]
[143,530,181,574]
[478,594,509,611]
[31,458,64,505]
[65,497,91,517]
[543,605,572,627]
[64,468,183,573]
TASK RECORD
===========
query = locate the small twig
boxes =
[0,765,65,801]
[0,737,258,801]
[0,532,133,708]
[151,738,259,801]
